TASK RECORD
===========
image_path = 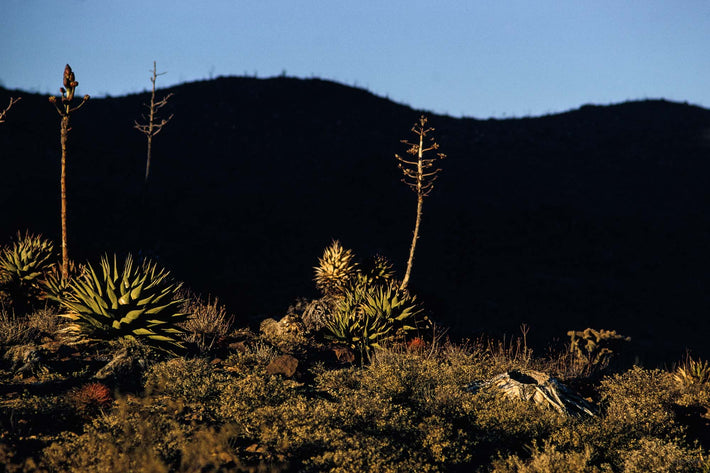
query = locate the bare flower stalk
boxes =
[49,65,90,280]
[0,97,21,123]
[134,61,173,184]
[396,116,445,290]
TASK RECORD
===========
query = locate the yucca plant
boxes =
[314,240,358,295]
[0,232,56,313]
[60,254,189,353]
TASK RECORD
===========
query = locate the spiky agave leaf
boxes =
[314,240,358,295]
[40,260,84,303]
[60,254,189,353]
[0,232,56,312]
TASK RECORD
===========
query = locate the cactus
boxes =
[314,240,358,295]
[0,232,56,313]
[60,254,188,353]
[567,328,630,375]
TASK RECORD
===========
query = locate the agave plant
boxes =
[359,254,396,287]
[674,355,710,387]
[314,240,358,295]
[40,260,84,303]
[60,254,189,352]
[323,282,423,359]
[0,232,56,313]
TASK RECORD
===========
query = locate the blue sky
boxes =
[3,1,709,118]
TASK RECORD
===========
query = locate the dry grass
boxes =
[179,291,235,352]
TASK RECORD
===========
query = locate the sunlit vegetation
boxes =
[0,71,708,472]
[0,235,708,472]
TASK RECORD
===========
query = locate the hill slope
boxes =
[1,77,710,363]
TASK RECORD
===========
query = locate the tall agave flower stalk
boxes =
[396,116,445,290]
[134,61,173,185]
[49,65,89,281]
[60,254,189,353]
[0,96,21,123]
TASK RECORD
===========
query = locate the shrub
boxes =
[179,292,234,352]
[620,437,708,473]
[491,442,609,473]
[144,357,229,409]
[60,254,188,353]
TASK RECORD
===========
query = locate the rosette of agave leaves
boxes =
[324,283,422,359]
[0,232,60,314]
[60,254,189,353]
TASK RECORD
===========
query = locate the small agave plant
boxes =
[324,280,423,360]
[0,232,56,313]
[674,355,710,387]
[60,254,189,353]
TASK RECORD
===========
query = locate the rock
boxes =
[94,344,148,380]
[259,315,306,350]
[300,298,332,333]
[4,344,45,377]
[266,355,299,377]
[466,369,595,417]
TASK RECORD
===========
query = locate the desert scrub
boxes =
[599,366,682,439]
[1,392,77,441]
[42,395,189,473]
[219,368,436,472]
[143,357,231,421]
[548,366,698,470]
[0,306,67,346]
[619,437,709,473]
[491,442,609,473]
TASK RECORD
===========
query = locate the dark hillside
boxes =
[1,78,709,364]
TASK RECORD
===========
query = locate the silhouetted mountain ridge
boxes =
[1,77,709,364]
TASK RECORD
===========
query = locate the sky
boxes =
[3,1,709,118]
